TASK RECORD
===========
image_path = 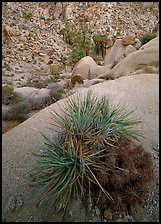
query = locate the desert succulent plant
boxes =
[30,91,146,219]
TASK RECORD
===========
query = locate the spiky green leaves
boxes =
[51,91,141,146]
[30,91,141,218]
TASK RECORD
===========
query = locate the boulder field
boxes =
[72,37,159,81]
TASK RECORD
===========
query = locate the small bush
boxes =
[2,85,21,105]
[69,47,86,66]
[49,86,65,102]
[22,11,32,20]
[3,101,33,121]
[140,33,157,45]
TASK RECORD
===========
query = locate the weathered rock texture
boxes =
[72,56,113,80]
[2,73,159,222]
[109,37,159,79]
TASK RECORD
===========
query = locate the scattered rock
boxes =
[110,37,159,79]
[64,3,73,21]
[14,87,51,108]
[57,79,69,88]
[53,2,63,19]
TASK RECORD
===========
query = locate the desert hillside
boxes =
[2,2,159,87]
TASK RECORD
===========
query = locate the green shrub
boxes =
[3,101,33,121]
[30,91,145,219]
[40,16,45,20]
[22,11,32,20]
[75,32,85,46]
[92,33,109,58]
[49,86,65,102]
[140,33,157,45]
[47,60,53,65]
[82,38,92,55]
[69,47,86,66]
[2,85,21,105]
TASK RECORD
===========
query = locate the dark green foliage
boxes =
[22,11,32,20]
[47,60,53,65]
[140,33,157,45]
[2,85,21,105]
[30,91,143,219]
[82,39,92,55]
[75,32,85,46]
[69,47,86,65]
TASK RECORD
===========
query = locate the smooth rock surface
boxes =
[2,73,159,222]
[109,37,159,79]
[72,56,113,80]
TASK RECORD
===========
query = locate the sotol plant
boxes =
[29,91,154,219]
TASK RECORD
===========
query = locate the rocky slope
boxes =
[2,2,159,88]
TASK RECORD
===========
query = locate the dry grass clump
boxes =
[71,74,84,85]
[93,139,155,211]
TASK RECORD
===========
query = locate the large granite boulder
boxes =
[124,44,137,57]
[2,73,159,222]
[14,87,51,108]
[72,56,113,80]
[104,39,125,66]
[109,37,159,79]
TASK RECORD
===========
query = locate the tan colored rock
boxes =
[134,30,144,39]
[53,2,63,19]
[64,4,73,21]
[104,39,125,66]
[46,49,54,56]
[109,37,159,79]
[39,19,45,28]
[2,74,159,222]
[72,56,113,80]
[83,78,105,88]
[3,25,15,42]
[122,34,136,46]
[43,9,50,19]
[134,38,142,50]
[124,45,137,57]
